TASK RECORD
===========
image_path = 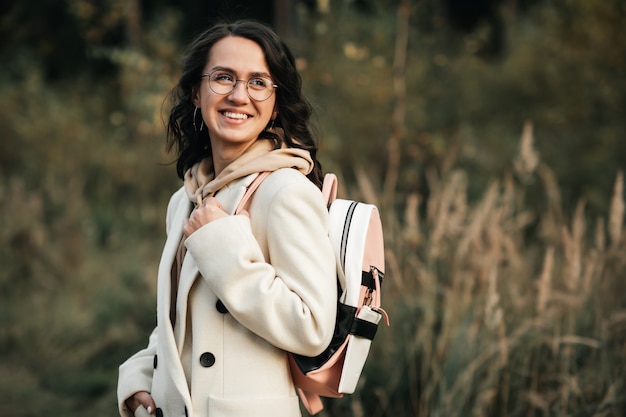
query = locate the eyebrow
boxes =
[210,66,273,79]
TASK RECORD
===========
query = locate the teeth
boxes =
[223,111,249,120]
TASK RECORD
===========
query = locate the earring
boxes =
[193,107,204,132]
[268,118,275,131]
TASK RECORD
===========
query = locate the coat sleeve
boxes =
[185,173,337,356]
[117,327,158,417]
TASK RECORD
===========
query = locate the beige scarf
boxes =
[184,139,314,204]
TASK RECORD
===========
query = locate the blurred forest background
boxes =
[1,0,625,416]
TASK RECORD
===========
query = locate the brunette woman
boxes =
[117,20,336,417]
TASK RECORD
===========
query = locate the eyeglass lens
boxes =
[208,71,275,101]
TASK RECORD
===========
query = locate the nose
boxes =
[229,80,250,102]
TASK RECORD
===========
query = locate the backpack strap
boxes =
[297,388,325,415]
[238,172,337,213]
[322,173,338,206]
[234,171,271,214]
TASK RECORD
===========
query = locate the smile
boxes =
[221,111,250,120]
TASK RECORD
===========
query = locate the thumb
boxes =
[136,391,156,415]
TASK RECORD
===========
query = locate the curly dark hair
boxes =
[165,20,323,187]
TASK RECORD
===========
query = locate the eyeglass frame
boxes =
[201,69,278,102]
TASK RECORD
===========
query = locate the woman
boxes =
[117,20,337,417]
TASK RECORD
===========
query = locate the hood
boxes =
[184,139,314,204]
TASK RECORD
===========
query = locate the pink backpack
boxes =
[238,172,389,415]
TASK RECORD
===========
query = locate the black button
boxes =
[155,408,163,417]
[153,354,158,369]
[199,352,216,367]
[216,299,228,314]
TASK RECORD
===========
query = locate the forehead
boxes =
[206,36,269,74]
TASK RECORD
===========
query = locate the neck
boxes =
[210,141,256,176]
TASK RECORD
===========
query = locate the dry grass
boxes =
[328,124,626,417]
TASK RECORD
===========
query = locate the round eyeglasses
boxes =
[201,70,278,102]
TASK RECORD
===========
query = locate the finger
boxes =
[136,392,156,414]
[183,218,192,237]
[205,197,224,211]
[239,209,250,218]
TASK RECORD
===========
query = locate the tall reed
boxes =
[326,124,626,417]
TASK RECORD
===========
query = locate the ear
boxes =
[192,87,201,108]
[271,109,278,120]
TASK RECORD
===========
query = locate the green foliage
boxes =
[296,0,625,216]
[0,0,625,416]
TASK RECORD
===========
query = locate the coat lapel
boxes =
[219,173,256,214]
[172,174,254,344]
[154,175,255,402]
[156,190,193,405]
[174,254,198,353]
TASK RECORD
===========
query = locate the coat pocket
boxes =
[207,395,301,417]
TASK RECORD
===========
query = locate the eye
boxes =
[212,72,235,84]
[248,77,270,90]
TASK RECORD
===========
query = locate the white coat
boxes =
[118,168,337,417]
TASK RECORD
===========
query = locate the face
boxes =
[194,36,277,155]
